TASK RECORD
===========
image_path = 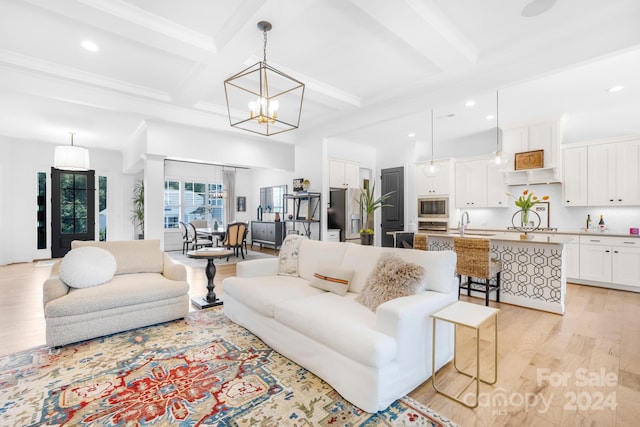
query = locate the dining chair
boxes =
[222,222,247,259]
[179,221,194,254]
[395,232,415,249]
[241,224,249,254]
[453,237,502,306]
[190,219,213,243]
[189,222,213,250]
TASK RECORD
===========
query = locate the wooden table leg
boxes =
[191,258,223,309]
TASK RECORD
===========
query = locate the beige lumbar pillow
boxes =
[310,267,354,296]
[356,252,425,311]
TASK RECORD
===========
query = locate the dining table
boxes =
[196,227,226,246]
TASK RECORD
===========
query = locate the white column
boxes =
[143,155,165,248]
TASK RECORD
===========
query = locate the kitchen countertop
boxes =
[389,227,639,246]
[423,227,640,238]
[460,228,640,238]
[414,230,573,245]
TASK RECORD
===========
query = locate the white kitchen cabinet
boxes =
[587,139,640,206]
[486,165,508,207]
[415,160,451,196]
[503,120,560,168]
[565,242,580,280]
[587,144,616,206]
[329,159,360,188]
[579,235,640,288]
[612,244,640,288]
[455,160,487,208]
[614,140,640,205]
[326,229,340,242]
[579,238,613,283]
[502,126,528,160]
[562,146,588,206]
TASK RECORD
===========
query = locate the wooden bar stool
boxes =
[453,237,502,306]
[414,234,428,250]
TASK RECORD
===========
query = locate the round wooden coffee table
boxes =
[187,248,234,309]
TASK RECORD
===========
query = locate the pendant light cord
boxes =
[496,91,500,152]
[431,109,435,160]
[263,29,268,63]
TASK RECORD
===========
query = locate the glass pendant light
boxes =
[425,109,440,177]
[490,90,508,170]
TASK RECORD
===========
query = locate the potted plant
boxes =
[357,181,394,245]
[130,179,144,239]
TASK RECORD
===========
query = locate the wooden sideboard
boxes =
[250,221,285,250]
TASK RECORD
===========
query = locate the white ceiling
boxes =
[1,0,639,153]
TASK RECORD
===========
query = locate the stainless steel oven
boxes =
[417,220,449,232]
[418,197,449,219]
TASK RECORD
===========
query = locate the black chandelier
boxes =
[224,21,305,136]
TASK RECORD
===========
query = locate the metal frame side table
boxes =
[431,301,499,408]
[187,248,233,309]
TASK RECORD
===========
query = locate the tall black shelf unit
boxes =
[283,192,321,239]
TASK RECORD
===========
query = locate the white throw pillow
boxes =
[59,246,117,288]
[278,234,307,277]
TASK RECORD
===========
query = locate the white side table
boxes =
[431,301,499,408]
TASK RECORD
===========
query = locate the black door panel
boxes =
[381,167,404,247]
[51,168,95,258]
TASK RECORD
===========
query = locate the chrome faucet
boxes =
[459,211,470,236]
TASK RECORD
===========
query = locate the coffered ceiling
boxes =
[1,0,639,152]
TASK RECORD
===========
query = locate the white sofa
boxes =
[43,240,189,347]
[222,239,457,413]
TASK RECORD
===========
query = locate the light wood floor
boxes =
[1,252,639,426]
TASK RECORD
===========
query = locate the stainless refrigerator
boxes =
[328,188,362,242]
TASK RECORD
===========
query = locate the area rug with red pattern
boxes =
[0,308,457,426]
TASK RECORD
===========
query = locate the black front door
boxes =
[51,168,95,258]
[381,166,404,247]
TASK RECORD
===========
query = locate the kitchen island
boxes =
[404,231,574,315]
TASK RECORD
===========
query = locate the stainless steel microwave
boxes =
[418,197,449,219]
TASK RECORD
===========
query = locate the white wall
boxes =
[233,168,254,224]
[293,133,324,240]
[146,120,294,171]
[0,135,129,265]
[0,123,294,263]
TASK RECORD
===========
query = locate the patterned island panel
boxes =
[429,236,566,315]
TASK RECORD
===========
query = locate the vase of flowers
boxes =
[507,189,549,238]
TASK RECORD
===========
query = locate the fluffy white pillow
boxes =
[60,246,117,288]
[356,252,425,311]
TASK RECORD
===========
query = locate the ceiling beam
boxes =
[349,0,479,72]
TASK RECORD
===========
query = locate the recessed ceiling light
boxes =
[486,115,495,120]
[607,85,624,93]
[408,132,416,138]
[81,40,99,52]
[464,100,476,107]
